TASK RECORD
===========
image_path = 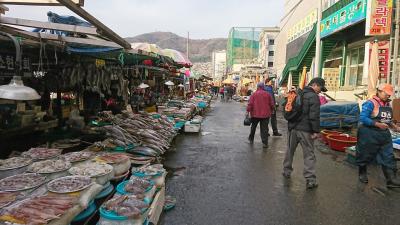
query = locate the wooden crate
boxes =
[148,186,165,224]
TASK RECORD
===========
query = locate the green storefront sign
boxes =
[321,0,367,38]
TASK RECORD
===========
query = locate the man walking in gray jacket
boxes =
[282,77,327,189]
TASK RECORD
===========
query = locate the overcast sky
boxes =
[6,0,283,39]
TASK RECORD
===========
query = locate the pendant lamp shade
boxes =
[0,76,41,100]
[138,82,150,89]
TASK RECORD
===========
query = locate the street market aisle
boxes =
[161,100,400,225]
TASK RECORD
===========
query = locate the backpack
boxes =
[283,89,304,122]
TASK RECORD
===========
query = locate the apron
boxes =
[356,100,396,168]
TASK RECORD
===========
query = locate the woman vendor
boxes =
[356,83,400,188]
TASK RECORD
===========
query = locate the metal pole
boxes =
[392,0,400,86]
[388,37,393,84]
[187,31,190,59]
[314,0,322,78]
[57,0,131,49]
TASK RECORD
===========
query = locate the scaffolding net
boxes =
[226,27,263,69]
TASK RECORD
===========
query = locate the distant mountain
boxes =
[125,32,227,63]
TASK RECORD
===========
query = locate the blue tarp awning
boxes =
[320,101,360,128]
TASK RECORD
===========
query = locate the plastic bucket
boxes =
[99,207,149,225]
[71,200,97,224]
[320,130,342,144]
[198,102,207,109]
[327,134,357,152]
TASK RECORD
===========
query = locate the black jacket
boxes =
[288,86,321,133]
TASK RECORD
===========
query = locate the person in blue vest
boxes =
[357,83,400,188]
[264,78,282,136]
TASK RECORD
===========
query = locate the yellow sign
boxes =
[95,59,106,68]
[287,9,317,43]
[322,68,340,91]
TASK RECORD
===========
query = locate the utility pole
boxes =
[187,31,190,59]
[314,0,322,78]
[185,31,190,96]
[393,0,400,86]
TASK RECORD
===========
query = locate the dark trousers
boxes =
[248,117,270,145]
[269,112,278,134]
[283,129,316,181]
[356,125,396,169]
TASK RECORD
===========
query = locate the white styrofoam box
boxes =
[184,121,201,133]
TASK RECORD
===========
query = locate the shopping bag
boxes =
[244,114,251,126]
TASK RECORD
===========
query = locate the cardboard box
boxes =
[393,99,400,123]
[16,103,25,112]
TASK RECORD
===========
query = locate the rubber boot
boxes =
[358,166,368,183]
[382,166,400,188]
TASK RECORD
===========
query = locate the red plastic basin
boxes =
[320,130,343,144]
[327,134,357,152]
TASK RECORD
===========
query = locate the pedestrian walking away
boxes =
[283,77,327,189]
[224,85,229,102]
[356,83,400,188]
[246,82,274,148]
[264,78,282,137]
[219,87,224,101]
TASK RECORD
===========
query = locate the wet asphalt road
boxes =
[160,100,400,225]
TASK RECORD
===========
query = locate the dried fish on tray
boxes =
[27,159,71,174]
[60,151,92,163]
[69,162,113,177]
[22,148,62,160]
[124,177,153,195]
[101,195,149,219]
[47,176,92,194]
[132,164,165,177]
[0,173,46,192]
[0,192,18,209]
[95,153,130,164]
[0,194,78,225]
[98,111,177,157]
[0,157,32,171]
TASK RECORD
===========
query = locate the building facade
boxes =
[274,0,319,82]
[278,0,394,100]
[211,50,226,81]
[258,27,280,77]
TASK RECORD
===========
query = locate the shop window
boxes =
[345,47,365,87]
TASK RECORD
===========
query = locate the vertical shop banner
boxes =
[369,41,389,78]
[366,0,393,35]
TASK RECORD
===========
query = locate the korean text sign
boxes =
[321,0,367,38]
[366,0,393,35]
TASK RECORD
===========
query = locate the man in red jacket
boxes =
[247,82,275,148]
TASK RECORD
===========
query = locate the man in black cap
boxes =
[282,77,327,189]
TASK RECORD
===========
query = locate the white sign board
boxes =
[0,0,83,6]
